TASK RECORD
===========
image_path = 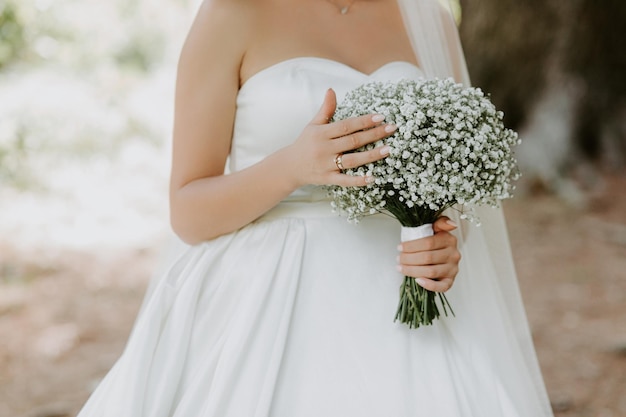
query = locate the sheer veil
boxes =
[76,2,557,415]
[397,0,552,410]
[397,0,470,84]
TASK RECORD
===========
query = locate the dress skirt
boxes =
[77,200,553,417]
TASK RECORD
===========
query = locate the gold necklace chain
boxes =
[327,0,357,14]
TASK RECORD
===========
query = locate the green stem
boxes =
[394,276,454,328]
[384,193,455,329]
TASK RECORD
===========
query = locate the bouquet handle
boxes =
[395,223,454,328]
[400,224,434,242]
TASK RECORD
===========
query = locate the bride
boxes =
[78,0,554,415]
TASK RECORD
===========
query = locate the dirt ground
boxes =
[0,174,624,417]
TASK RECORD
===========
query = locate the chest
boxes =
[229,59,425,173]
[241,0,417,83]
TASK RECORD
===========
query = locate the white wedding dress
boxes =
[78,57,554,417]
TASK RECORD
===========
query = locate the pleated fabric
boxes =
[78,58,552,417]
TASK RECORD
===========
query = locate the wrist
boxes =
[265,145,303,193]
[273,144,304,189]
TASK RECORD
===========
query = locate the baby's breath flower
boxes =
[329,78,519,225]
[327,78,520,329]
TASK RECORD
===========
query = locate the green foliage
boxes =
[114,28,166,73]
[0,123,29,187]
[0,0,192,189]
[0,1,26,68]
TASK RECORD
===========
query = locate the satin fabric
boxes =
[77,58,553,416]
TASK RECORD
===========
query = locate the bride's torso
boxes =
[229,57,425,200]
[231,0,421,177]
[237,0,416,85]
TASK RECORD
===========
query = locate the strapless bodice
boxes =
[229,57,425,201]
[78,59,554,417]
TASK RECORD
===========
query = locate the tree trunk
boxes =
[458,0,626,197]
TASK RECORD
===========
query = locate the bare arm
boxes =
[169,0,394,244]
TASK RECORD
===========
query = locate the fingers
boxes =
[397,261,459,282]
[415,277,455,293]
[397,228,462,293]
[397,246,461,282]
[303,91,397,187]
[325,112,387,139]
[397,247,456,267]
[397,263,458,292]
[399,230,458,253]
[331,123,397,156]
[311,89,383,133]
[328,171,375,187]
[307,91,397,188]
[324,121,396,185]
[336,144,391,171]
[433,216,458,233]
[311,89,337,125]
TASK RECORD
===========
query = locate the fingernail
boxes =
[379,145,391,156]
[397,244,403,251]
[396,265,403,272]
[365,175,375,184]
[446,219,458,228]
[384,124,397,133]
[372,114,385,123]
[416,278,426,287]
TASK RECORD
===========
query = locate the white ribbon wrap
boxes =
[400,223,434,243]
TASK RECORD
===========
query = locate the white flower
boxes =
[328,78,520,224]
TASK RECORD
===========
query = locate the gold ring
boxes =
[334,154,345,170]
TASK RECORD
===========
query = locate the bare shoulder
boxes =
[178,0,257,79]
[192,0,255,34]
[171,0,260,189]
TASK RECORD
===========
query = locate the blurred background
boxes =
[0,0,624,416]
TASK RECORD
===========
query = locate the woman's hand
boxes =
[396,217,461,292]
[281,88,397,188]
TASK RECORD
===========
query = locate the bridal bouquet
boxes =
[329,78,520,329]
